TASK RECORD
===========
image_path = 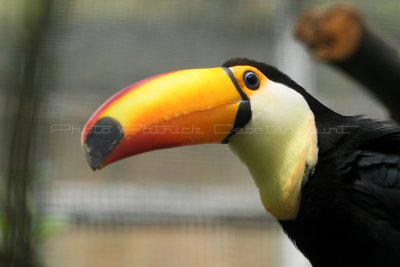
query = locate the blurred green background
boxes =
[0,0,399,266]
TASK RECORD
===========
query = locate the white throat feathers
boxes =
[229,80,318,220]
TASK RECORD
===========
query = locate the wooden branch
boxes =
[293,4,400,122]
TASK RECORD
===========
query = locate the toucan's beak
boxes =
[81,67,251,170]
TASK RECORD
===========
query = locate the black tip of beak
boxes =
[83,117,124,170]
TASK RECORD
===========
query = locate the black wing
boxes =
[337,122,400,231]
[340,151,400,226]
[337,150,400,265]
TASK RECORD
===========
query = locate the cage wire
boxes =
[0,0,399,267]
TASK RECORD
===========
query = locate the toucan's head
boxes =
[82,58,322,220]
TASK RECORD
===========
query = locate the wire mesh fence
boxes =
[0,0,399,266]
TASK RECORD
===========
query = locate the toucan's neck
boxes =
[228,81,318,220]
[298,89,359,157]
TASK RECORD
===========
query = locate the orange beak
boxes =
[81,67,251,170]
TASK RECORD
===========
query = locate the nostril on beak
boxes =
[83,117,124,170]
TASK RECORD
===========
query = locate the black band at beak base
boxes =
[221,100,252,144]
[83,117,124,170]
[221,67,252,144]
[223,67,249,101]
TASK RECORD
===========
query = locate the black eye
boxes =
[243,71,260,90]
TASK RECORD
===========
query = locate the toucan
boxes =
[81,58,400,267]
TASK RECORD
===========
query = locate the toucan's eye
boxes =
[243,71,260,90]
